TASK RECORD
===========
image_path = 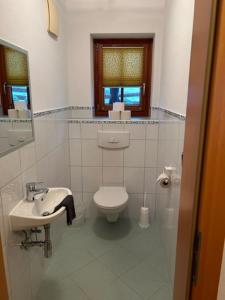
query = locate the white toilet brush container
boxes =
[139,193,150,229]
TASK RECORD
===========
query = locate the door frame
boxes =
[174,0,219,299]
[0,236,9,300]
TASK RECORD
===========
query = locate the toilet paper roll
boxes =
[113,102,125,111]
[109,111,121,120]
[156,172,170,188]
[18,110,30,119]
[121,110,131,120]
[14,101,27,110]
[8,109,18,119]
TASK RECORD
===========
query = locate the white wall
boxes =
[0,0,68,112]
[66,10,164,108]
[160,0,195,116]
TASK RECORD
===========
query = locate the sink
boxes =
[9,188,72,231]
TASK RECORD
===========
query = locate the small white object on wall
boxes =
[121,110,131,120]
[8,109,18,119]
[46,0,59,38]
[113,102,125,112]
[109,111,121,120]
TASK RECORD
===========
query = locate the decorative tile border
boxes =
[33,106,70,118]
[68,119,162,125]
[30,105,186,121]
[0,118,32,123]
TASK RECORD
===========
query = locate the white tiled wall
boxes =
[0,112,70,300]
[155,121,185,288]
[0,114,185,300]
[68,121,184,221]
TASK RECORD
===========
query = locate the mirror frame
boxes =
[0,38,35,158]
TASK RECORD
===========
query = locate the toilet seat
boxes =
[94,186,128,210]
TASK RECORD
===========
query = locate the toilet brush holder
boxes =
[139,207,150,229]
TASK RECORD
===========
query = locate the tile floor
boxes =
[36,218,173,300]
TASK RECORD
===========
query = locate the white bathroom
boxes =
[0,0,195,299]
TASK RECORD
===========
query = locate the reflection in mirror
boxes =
[0,39,33,157]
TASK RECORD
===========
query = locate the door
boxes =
[174,0,219,299]
[191,0,225,298]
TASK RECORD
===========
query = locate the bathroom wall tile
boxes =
[82,140,102,166]
[146,124,159,140]
[158,122,179,140]
[29,248,46,298]
[48,145,66,186]
[6,242,32,300]
[124,124,146,140]
[82,167,102,193]
[69,123,81,139]
[36,155,50,186]
[0,150,21,189]
[0,122,13,138]
[34,119,49,160]
[81,123,102,139]
[144,168,157,194]
[124,168,144,194]
[72,192,85,219]
[102,123,125,131]
[71,167,82,192]
[46,119,58,153]
[70,139,82,166]
[83,193,97,218]
[103,149,124,167]
[1,176,24,246]
[145,140,158,167]
[125,193,156,221]
[157,140,179,168]
[145,193,156,221]
[55,119,69,146]
[103,167,124,186]
[178,122,185,140]
[125,193,144,219]
[124,140,145,167]
[19,142,36,172]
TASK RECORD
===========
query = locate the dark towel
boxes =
[53,195,76,225]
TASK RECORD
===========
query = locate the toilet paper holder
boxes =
[156,166,176,188]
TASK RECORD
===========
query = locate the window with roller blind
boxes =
[93,39,153,117]
[0,45,30,115]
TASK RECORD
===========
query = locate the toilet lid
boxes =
[94,186,128,209]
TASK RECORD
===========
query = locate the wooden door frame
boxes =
[191,0,225,298]
[0,236,9,300]
[174,0,219,299]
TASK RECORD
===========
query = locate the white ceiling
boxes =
[58,0,166,12]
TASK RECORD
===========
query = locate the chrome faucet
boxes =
[26,182,49,201]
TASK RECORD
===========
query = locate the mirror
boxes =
[0,39,34,157]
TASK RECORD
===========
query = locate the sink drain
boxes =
[42,211,50,216]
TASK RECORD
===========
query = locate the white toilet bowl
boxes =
[93,186,128,222]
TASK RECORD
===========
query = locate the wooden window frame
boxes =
[0,45,30,115]
[93,38,153,117]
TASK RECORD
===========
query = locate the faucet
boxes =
[26,182,49,201]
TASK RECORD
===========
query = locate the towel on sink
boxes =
[53,195,76,225]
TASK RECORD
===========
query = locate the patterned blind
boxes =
[4,47,29,85]
[103,47,144,87]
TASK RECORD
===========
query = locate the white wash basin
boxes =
[9,188,72,231]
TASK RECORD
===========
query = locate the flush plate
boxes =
[97,130,130,149]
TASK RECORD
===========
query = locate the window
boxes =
[93,39,153,117]
[0,45,30,115]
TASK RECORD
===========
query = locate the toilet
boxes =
[94,186,128,222]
